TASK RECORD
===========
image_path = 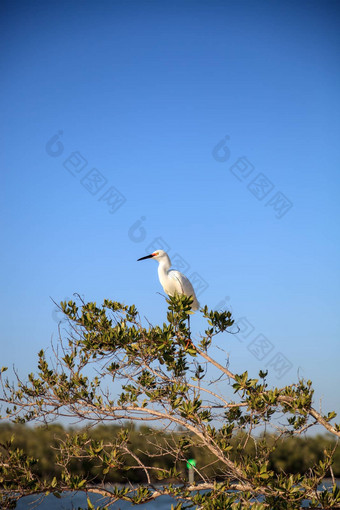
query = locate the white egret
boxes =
[137,250,199,311]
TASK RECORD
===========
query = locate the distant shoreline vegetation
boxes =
[1,423,339,484]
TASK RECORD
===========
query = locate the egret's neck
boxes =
[157,254,171,276]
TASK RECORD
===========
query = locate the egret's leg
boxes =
[185,315,192,349]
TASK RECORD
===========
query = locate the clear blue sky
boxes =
[1,0,340,420]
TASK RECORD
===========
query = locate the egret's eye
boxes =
[152,251,159,256]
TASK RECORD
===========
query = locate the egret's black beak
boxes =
[137,254,154,261]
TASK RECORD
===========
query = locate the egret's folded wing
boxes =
[168,270,199,310]
[168,270,187,294]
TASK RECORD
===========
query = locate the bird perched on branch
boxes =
[137,250,199,311]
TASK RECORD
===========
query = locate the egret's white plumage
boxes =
[137,250,199,311]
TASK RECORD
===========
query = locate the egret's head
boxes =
[137,249,169,262]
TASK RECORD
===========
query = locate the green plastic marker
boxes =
[186,459,196,469]
[186,459,196,483]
